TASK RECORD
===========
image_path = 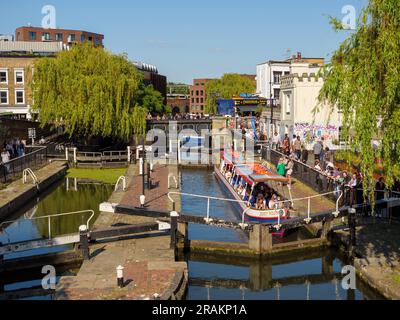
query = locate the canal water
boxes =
[1,168,384,300]
[0,179,113,260]
[180,168,384,300]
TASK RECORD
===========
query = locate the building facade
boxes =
[189,78,213,114]
[15,26,104,47]
[0,41,65,119]
[256,53,324,101]
[133,61,167,105]
[167,94,190,114]
[279,62,342,148]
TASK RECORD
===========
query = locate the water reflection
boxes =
[0,179,113,253]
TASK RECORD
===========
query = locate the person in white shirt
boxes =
[1,148,10,172]
[272,132,281,150]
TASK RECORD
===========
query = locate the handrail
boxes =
[22,168,39,186]
[168,189,343,230]
[115,176,127,192]
[0,210,95,243]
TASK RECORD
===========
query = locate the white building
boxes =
[279,62,342,149]
[256,60,290,101]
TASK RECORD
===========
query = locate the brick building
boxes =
[189,78,213,114]
[167,94,190,115]
[0,41,65,119]
[15,26,104,47]
[133,61,167,105]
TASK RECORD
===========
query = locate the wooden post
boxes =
[321,218,332,240]
[348,208,357,256]
[321,254,334,275]
[0,242,4,276]
[170,211,179,249]
[79,225,90,261]
[177,222,189,250]
[249,224,272,254]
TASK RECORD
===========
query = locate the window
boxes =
[88,36,93,41]
[284,92,291,115]
[200,98,204,103]
[273,89,280,99]
[29,32,37,41]
[200,90,204,96]
[17,32,21,41]
[81,34,86,42]
[15,90,25,104]
[55,33,63,41]
[191,98,194,103]
[196,98,199,103]
[68,34,76,42]
[0,69,7,83]
[42,32,51,41]
[15,69,24,84]
[196,90,199,96]
[0,90,8,104]
[284,71,290,75]
[273,71,282,84]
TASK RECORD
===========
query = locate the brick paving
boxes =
[55,164,187,300]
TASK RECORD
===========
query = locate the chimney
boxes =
[297,52,301,60]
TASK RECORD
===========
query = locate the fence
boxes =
[0,146,48,184]
[262,146,338,197]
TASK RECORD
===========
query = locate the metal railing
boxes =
[22,168,39,186]
[262,146,339,198]
[0,146,48,184]
[168,191,250,224]
[240,190,344,230]
[168,189,343,230]
[0,210,95,243]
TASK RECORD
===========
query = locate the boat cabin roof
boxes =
[234,163,289,184]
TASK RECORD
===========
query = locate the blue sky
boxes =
[0,0,368,83]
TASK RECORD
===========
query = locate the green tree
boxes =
[205,74,256,114]
[32,43,146,141]
[135,83,165,114]
[167,83,189,95]
[318,0,400,202]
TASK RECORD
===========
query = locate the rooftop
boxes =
[0,41,67,56]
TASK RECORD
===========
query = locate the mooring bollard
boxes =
[116,265,124,288]
[79,225,90,261]
[170,211,179,249]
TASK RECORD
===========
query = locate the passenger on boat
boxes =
[268,195,277,210]
[256,193,265,210]
[225,170,232,181]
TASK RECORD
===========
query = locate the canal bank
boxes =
[55,164,188,300]
[331,222,400,300]
[0,161,68,222]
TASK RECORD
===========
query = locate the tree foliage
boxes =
[318,0,400,200]
[135,83,165,114]
[204,74,256,114]
[32,43,147,141]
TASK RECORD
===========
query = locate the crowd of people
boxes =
[1,138,26,164]
[146,113,210,121]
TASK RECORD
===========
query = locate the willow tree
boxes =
[205,74,256,114]
[32,42,146,141]
[318,0,400,200]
